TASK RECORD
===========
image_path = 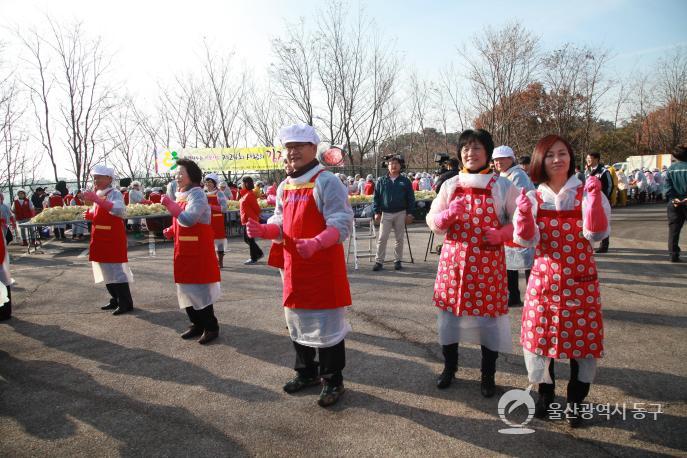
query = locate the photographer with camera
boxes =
[433,153,461,193]
[372,154,415,271]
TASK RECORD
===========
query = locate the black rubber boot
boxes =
[217,251,225,268]
[480,345,498,398]
[437,343,458,389]
[112,283,134,315]
[0,285,11,321]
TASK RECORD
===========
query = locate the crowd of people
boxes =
[1,122,686,426]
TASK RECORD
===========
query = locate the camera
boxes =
[381,154,405,169]
[434,152,450,174]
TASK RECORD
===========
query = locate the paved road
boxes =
[1,203,685,456]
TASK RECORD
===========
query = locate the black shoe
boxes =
[670,254,680,262]
[198,329,219,345]
[283,375,320,394]
[534,392,555,419]
[480,374,496,398]
[181,326,203,340]
[508,299,523,308]
[436,367,456,389]
[112,305,133,315]
[318,382,345,407]
[565,403,583,428]
[595,246,608,254]
[394,261,402,270]
[101,303,117,310]
[372,262,383,271]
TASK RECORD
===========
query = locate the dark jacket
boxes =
[586,164,612,198]
[434,170,459,193]
[372,175,415,214]
[665,161,687,200]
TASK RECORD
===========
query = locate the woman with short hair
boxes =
[240,176,264,265]
[426,128,519,397]
[513,134,610,427]
[161,159,221,344]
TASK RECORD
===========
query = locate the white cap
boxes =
[279,123,320,145]
[131,181,141,187]
[366,174,374,180]
[91,165,115,178]
[204,173,219,183]
[493,145,515,160]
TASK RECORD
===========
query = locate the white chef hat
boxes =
[279,123,320,145]
[17,188,27,194]
[131,181,141,187]
[91,165,115,178]
[493,145,515,160]
[204,173,220,184]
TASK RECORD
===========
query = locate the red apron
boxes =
[206,193,226,240]
[172,199,221,284]
[267,242,284,269]
[521,186,604,359]
[282,171,351,310]
[433,175,508,318]
[89,191,128,263]
[48,195,63,207]
[13,200,32,220]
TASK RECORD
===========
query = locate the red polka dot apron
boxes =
[432,175,508,317]
[521,185,604,359]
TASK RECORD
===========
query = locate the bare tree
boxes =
[579,47,612,160]
[243,78,284,146]
[438,63,470,134]
[655,47,687,150]
[459,21,539,144]
[409,73,432,169]
[18,28,60,183]
[106,96,144,179]
[271,20,315,125]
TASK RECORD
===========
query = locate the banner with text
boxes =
[157,147,284,173]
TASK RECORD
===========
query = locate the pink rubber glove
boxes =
[584,176,608,233]
[162,226,174,240]
[515,188,536,240]
[210,205,222,213]
[246,219,280,239]
[434,196,465,230]
[484,223,513,245]
[83,191,114,211]
[295,226,340,259]
[161,195,183,218]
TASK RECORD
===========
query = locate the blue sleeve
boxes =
[406,179,416,212]
[372,178,382,214]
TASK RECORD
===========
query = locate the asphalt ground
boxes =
[0,202,685,457]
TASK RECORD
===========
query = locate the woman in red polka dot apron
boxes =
[513,135,610,427]
[427,129,519,397]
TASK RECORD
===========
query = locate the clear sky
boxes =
[0,0,686,180]
[2,0,685,96]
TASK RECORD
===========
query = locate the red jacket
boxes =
[239,191,261,225]
[364,181,375,195]
[13,199,34,220]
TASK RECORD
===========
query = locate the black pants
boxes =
[105,282,133,309]
[0,285,11,320]
[599,236,610,250]
[507,269,531,305]
[538,359,591,404]
[293,339,346,385]
[243,227,263,261]
[185,305,219,332]
[668,203,687,256]
[442,343,499,376]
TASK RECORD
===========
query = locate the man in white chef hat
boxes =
[247,123,353,407]
[82,165,134,315]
